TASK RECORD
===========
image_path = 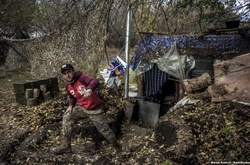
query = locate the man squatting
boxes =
[52,64,120,154]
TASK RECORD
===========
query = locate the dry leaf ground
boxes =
[0,69,249,165]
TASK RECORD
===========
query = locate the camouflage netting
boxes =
[130,34,250,70]
[3,2,109,79]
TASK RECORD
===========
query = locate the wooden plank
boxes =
[26,79,41,89]
[39,77,58,88]
[13,82,31,94]
[15,93,26,105]
[216,28,239,32]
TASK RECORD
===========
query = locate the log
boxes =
[27,98,37,106]
[25,89,33,99]
[16,123,60,159]
[40,84,47,95]
[43,91,52,101]
[188,90,211,100]
[137,73,144,96]
[183,72,212,93]
[33,88,41,99]
[18,126,49,151]
[0,129,29,162]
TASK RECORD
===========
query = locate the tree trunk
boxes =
[183,72,212,93]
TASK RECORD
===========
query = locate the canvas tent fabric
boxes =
[130,34,250,71]
[143,64,169,102]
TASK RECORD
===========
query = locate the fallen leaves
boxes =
[1,71,250,164]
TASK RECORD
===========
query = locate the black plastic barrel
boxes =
[226,20,240,29]
[191,57,214,78]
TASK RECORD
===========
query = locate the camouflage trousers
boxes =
[62,106,117,144]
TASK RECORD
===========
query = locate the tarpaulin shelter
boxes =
[127,33,250,127]
[130,34,250,99]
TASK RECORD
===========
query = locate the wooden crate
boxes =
[13,77,59,105]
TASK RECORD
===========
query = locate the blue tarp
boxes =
[130,34,250,70]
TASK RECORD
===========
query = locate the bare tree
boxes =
[1,0,249,76]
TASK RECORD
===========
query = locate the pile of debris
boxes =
[183,53,250,105]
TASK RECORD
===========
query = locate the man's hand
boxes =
[77,86,86,95]
[84,89,93,98]
[64,106,73,115]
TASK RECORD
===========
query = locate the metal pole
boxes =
[124,6,132,99]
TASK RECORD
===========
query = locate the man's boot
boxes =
[51,137,72,154]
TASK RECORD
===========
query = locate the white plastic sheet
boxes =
[135,42,195,80]
[157,42,186,80]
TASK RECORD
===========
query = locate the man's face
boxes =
[62,69,75,82]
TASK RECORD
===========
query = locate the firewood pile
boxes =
[13,77,59,106]
[183,72,212,100]
[183,53,250,104]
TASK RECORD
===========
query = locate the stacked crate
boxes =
[13,77,59,106]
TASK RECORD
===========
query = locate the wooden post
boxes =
[137,73,144,96]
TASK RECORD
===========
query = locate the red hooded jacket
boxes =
[66,71,101,110]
